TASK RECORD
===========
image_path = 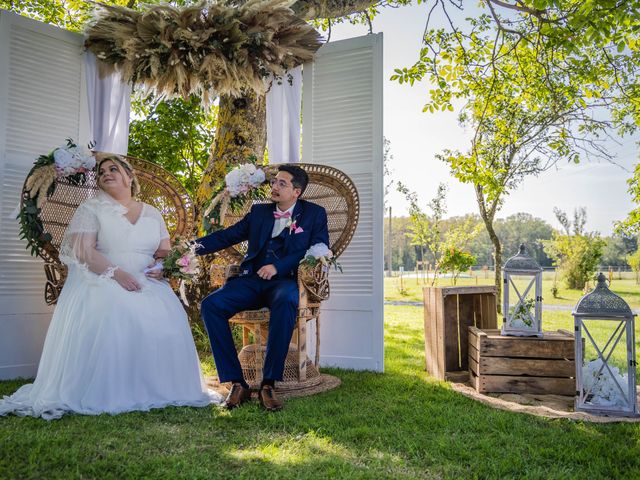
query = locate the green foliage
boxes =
[128,95,217,197]
[439,247,476,285]
[544,230,606,291]
[391,0,640,299]
[615,161,640,236]
[397,183,480,283]
[508,297,536,327]
[628,249,640,285]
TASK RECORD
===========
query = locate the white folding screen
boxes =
[0,11,89,379]
[303,34,384,372]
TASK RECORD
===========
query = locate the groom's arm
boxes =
[194,209,252,255]
[272,207,329,277]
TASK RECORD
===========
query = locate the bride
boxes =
[0,154,222,420]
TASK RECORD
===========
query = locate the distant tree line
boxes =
[384,212,637,273]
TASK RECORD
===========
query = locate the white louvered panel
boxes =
[303,34,384,371]
[0,165,48,296]
[5,22,82,157]
[0,11,86,379]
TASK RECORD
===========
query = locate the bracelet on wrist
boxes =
[100,265,119,279]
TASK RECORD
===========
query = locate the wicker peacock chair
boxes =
[210,163,359,394]
[20,154,194,305]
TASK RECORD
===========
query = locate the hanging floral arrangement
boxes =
[84,0,323,103]
[18,139,96,257]
[202,156,271,234]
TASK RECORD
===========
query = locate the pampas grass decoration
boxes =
[84,0,323,103]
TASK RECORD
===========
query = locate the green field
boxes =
[384,271,640,308]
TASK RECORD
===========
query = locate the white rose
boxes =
[251,169,265,186]
[53,148,74,168]
[305,243,331,259]
[84,155,96,169]
[239,163,256,175]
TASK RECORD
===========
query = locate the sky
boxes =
[325,3,639,236]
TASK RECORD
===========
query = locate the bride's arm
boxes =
[68,232,141,291]
[153,238,171,260]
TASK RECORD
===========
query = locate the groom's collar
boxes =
[275,201,297,216]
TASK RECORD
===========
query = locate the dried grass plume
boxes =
[84,0,323,103]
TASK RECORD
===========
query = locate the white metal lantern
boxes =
[573,273,638,417]
[501,244,543,337]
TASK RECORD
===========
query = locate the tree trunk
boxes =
[474,183,502,314]
[186,90,267,320]
[195,90,267,219]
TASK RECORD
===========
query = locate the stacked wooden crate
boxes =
[468,327,576,395]
[423,286,498,380]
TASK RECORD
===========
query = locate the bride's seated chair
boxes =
[21,154,193,305]
[210,163,359,394]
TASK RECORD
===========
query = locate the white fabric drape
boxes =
[84,51,131,155]
[266,66,302,163]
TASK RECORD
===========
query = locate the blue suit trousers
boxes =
[200,275,299,383]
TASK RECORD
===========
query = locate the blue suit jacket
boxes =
[196,200,329,279]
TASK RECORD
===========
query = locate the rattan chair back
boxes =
[21,154,193,304]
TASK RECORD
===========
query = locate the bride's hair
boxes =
[95,154,141,196]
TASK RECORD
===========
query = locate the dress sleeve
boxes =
[59,202,116,276]
[147,205,170,241]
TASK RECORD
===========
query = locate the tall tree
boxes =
[391,4,640,304]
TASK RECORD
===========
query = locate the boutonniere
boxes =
[287,215,304,234]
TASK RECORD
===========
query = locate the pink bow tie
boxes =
[273,211,291,219]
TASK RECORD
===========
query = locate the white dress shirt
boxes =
[271,203,296,237]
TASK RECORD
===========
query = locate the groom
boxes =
[195,165,329,411]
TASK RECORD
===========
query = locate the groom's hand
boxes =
[257,264,277,280]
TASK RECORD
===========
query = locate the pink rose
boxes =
[176,255,190,267]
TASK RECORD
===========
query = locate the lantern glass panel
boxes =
[578,318,632,409]
[506,274,537,330]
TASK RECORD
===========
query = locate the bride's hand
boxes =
[145,261,164,280]
[113,269,141,292]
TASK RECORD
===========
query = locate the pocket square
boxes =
[294,226,304,234]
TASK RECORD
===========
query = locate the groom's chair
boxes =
[20,154,194,305]
[211,163,359,394]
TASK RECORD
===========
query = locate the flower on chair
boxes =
[301,242,342,272]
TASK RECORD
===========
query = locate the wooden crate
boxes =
[423,286,497,380]
[468,327,576,395]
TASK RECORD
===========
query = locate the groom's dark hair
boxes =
[278,165,309,195]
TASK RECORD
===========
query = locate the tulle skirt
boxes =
[0,260,221,420]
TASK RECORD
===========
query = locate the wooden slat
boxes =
[468,342,479,363]
[482,294,498,329]
[476,375,575,395]
[478,333,575,359]
[440,286,497,296]
[458,294,475,371]
[478,357,575,377]
[469,355,479,376]
[423,287,441,378]
[435,288,445,379]
[443,293,459,372]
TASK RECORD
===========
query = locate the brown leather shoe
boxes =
[223,383,251,410]
[258,385,283,411]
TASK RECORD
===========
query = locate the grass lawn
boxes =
[2,306,640,479]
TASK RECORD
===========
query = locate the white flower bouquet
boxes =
[203,161,268,227]
[225,163,266,197]
[301,243,342,272]
[52,140,96,178]
[582,358,629,407]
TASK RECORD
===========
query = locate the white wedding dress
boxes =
[0,191,222,420]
